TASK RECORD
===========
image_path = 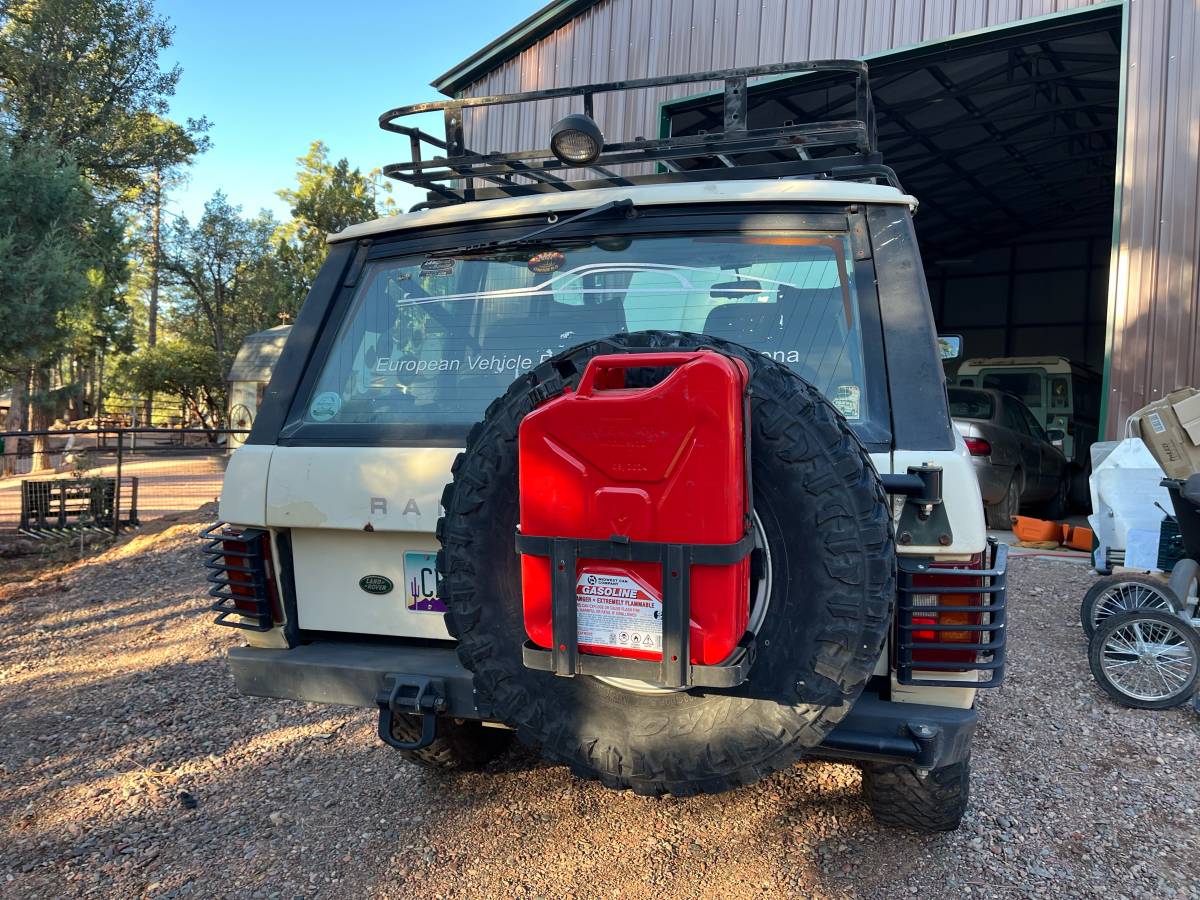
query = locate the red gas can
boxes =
[519,351,751,665]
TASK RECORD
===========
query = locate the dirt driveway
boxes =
[1,516,1198,899]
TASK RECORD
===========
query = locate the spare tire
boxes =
[437,332,894,796]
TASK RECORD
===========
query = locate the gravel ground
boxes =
[1,515,1198,899]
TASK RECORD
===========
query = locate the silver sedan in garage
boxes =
[948,386,1070,529]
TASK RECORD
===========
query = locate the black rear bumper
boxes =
[228,642,975,770]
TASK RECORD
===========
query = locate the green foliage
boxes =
[275,141,389,299]
[0,2,400,429]
[119,338,223,428]
[0,137,91,374]
[161,192,284,372]
[0,0,209,194]
[0,0,204,428]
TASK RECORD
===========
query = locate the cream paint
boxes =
[867,446,986,709]
[291,528,450,639]
[329,179,917,245]
[264,445,459,533]
[889,440,987,709]
[217,445,272,526]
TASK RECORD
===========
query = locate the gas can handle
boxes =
[576,352,705,397]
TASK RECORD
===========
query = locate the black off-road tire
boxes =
[436,332,895,797]
[862,758,970,832]
[388,715,513,771]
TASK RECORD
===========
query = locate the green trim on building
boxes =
[1099,0,1131,441]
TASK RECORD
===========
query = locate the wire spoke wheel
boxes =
[1080,575,1181,637]
[1089,608,1200,709]
[1094,583,1173,626]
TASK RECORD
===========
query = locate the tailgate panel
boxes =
[291,528,450,639]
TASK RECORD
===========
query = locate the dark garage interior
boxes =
[665,5,1122,373]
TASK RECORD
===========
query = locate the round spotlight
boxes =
[550,113,603,166]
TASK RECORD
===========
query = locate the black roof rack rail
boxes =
[379,60,901,205]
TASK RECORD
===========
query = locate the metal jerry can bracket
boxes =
[887,464,954,548]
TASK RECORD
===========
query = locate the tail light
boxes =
[895,540,1008,688]
[963,436,991,456]
[200,523,281,631]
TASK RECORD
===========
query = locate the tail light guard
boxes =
[200,523,281,632]
[895,539,1008,689]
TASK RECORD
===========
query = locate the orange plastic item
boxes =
[1061,524,1094,552]
[1011,515,1062,543]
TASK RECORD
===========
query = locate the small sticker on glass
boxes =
[830,384,861,420]
[309,391,342,422]
[420,258,455,277]
[528,250,565,274]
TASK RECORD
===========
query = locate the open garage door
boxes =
[664,5,1121,377]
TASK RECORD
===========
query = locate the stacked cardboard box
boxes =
[1133,388,1200,479]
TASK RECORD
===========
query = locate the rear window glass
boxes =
[947,388,993,420]
[301,232,878,432]
[981,371,1043,409]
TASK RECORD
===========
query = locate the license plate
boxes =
[403,552,446,613]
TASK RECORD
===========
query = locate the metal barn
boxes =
[424,0,1200,439]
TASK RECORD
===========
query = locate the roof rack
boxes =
[379,60,900,206]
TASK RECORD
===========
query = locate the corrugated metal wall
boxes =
[460,0,1200,436]
[1108,0,1200,434]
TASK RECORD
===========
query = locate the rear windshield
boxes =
[980,371,1043,409]
[948,387,994,420]
[300,232,879,434]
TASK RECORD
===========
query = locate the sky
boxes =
[157,0,545,223]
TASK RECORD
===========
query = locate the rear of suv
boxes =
[205,62,1006,832]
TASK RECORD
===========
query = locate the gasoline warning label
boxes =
[576,571,662,651]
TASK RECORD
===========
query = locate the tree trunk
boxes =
[143,168,162,428]
[2,375,27,476]
[30,367,51,472]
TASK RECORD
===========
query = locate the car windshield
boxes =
[980,371,1043,409]
[303,231,877,432]
[948,387,994,420]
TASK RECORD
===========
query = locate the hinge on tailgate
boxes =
[376,674,446,751]
[848,208,872,260]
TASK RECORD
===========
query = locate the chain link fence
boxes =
[0,428,247,536]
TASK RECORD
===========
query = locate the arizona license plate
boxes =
[402,551,446,613]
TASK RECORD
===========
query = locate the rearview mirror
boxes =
[938,335,963,360]
[710,280,763,299]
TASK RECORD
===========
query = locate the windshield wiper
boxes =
[433,198,637,257]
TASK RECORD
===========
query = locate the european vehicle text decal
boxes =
[371,348,822,377]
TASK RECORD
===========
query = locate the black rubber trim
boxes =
[247,241,358,446]
[865,205,956,452]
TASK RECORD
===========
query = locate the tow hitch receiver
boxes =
[376,674,446,751]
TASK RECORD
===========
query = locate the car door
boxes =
[1017,400,1061,495]
[1001,397,1042,500]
